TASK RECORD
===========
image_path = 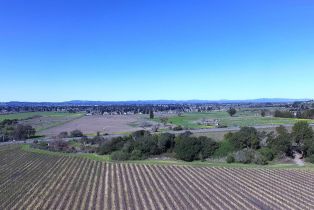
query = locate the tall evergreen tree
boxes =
[149,110,154,119]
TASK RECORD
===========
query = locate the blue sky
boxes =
[0,0,313,102]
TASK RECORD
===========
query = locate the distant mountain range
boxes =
[0,98,311,106]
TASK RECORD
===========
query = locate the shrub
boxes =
[80,145,97,153]
[121,141,134,153]
[175,137,202,161]
[229,127,261,150]
[38,141,48,147]
[178,131,193,138]
[274,110,294,118]
[175,135,218,162]
[258,147,274,161]
[133,135,160,155]
[32,141,49,150]
[12,124,36,140]
[292,121,313,145]
[301,109,314,119]
[130,150,144,160]
[198,136,219,160]
[305,140,314,157]
[70,130,83,137]
[234,148,255,164]
[307,155,314,163]
[268,126,293,157]
[90,135,104,145]
[157,133,175,153]
[224,132,234,140]
[48,139,76,153]
[111,151,130,161]
[58,131,69,138]
[253,152,268,165]
[217,124,227,128]
[97,137,128,155]
[226,154,235,163]
[173,125,183,131]
[131,130,150,139]
[213,139,235,158]
[234,148,269,165]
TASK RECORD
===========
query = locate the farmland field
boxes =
[0,112,80,121]
[41,114,153,136]
[1,145,314,210]
[161,111,314,129]
[0,112,83,132]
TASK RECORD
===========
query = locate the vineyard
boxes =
[1,145,314,210]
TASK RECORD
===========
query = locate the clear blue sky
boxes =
[0,0,313,102]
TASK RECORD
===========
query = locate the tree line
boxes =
[28,120,314,166]
[274,109,314,119]
[95,121,314,165]
[0,104,204,115]
[96,130,218,162]
[0,119,36,142]
[223,121,314,164]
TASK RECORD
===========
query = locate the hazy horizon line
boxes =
[1,98,311,103]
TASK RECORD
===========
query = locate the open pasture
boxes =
[1,145,314,210]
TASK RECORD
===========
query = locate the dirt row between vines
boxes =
[1,145,314,210]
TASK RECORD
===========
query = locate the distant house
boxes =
[199,119,220,126]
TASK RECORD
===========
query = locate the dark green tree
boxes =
[229,127,261,150]
[198,136,219,160]
[13,124,36,140]
[97,136,129,155]
[174,136,218,161]
[268,126,292,156]
[291,121,314,156]
[227,108,237,117]
[157,133,175,153]
[149,110,154,119]
[291,121,313,146]
[273,110,294,118]
[70,129,83,137]
[111,151,130,161]
[261,110,266,117]
[175,136,202,161]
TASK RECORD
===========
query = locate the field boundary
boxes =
[18,144,314,170]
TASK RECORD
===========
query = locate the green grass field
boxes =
[159,110,314,129]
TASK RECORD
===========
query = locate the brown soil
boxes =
[40,115,148,136]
